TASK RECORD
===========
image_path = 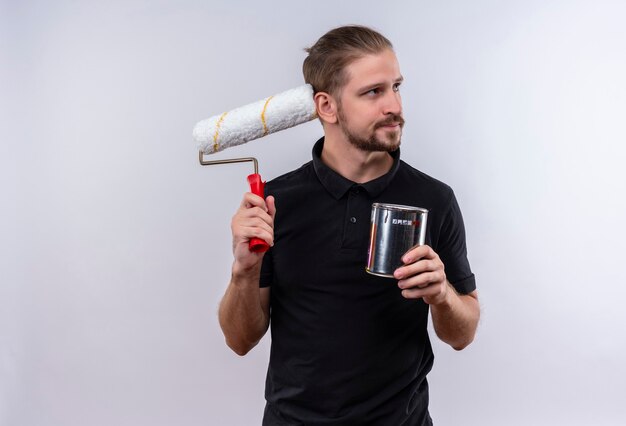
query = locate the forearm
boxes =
[218,263,269,356]
[430,285,479,351]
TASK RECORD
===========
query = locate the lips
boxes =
[375,115,405,129]
[377,122,403,131]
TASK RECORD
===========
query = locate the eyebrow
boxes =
[357,75,404,93]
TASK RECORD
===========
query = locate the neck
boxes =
[320,131,394,184]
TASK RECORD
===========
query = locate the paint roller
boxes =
[194,84,317,252]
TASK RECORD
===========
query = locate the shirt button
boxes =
[350,217,357,223]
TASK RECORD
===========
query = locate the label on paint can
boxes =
[366,203,429,278]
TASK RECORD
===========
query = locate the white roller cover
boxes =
[194,84,317,154]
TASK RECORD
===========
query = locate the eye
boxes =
[365,88,381,96]
[393,82,402,92]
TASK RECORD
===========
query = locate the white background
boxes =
[2,1,625,425]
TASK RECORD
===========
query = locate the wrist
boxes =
[429,281,457,308]
[231,260,262,282]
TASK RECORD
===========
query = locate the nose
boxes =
[382,89,402,116]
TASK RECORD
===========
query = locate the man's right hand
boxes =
[220,193,275,355]
[231,193,276,272]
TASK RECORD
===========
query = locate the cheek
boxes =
[341,103,378,130]
[354,110,377,128]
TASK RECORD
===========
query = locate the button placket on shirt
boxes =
[341,186,368,249]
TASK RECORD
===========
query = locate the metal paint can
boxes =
[366,203,429,278]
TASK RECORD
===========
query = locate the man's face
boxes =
[335,49,404,153]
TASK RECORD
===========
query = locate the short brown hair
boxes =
[303,25,393,96]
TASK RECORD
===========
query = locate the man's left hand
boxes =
[393,245,450,305]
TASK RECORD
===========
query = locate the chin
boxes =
[386,140,401,152]
[344,126,402,153]
[382,132,402,150]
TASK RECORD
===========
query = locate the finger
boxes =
[237,216,274,236]
[266,195,276,220]
[232,218,274,248]
[400,279,447,300]
[237,206,274,226]
[233,215,274,240]
[400,287,428,299]
[400,286,440,300]
[232,222,274,247]
[394,259,437,280]
[240,192,269,211]
[241,225,274,246]
[397,271,442,290]
[401,245,432,264]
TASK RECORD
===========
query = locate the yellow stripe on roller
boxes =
[212,112,228,152]
[261,96,274,136]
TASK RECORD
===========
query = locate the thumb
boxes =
[266,195,276,220]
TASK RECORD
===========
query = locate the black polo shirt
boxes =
[260,137,475,425]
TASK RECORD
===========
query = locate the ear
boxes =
[314,92,338,124]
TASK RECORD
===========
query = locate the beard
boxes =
[337,107,405,153]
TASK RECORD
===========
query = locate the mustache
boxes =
[374,115,405,129]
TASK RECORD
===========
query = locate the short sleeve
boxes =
[437,191,476,295]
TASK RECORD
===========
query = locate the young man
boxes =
[219,26,479,425]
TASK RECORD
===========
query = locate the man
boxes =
[219,25,479,425]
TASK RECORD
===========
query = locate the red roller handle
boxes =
[247,173,270,253]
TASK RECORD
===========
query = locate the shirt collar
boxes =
[311,137,401,199]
